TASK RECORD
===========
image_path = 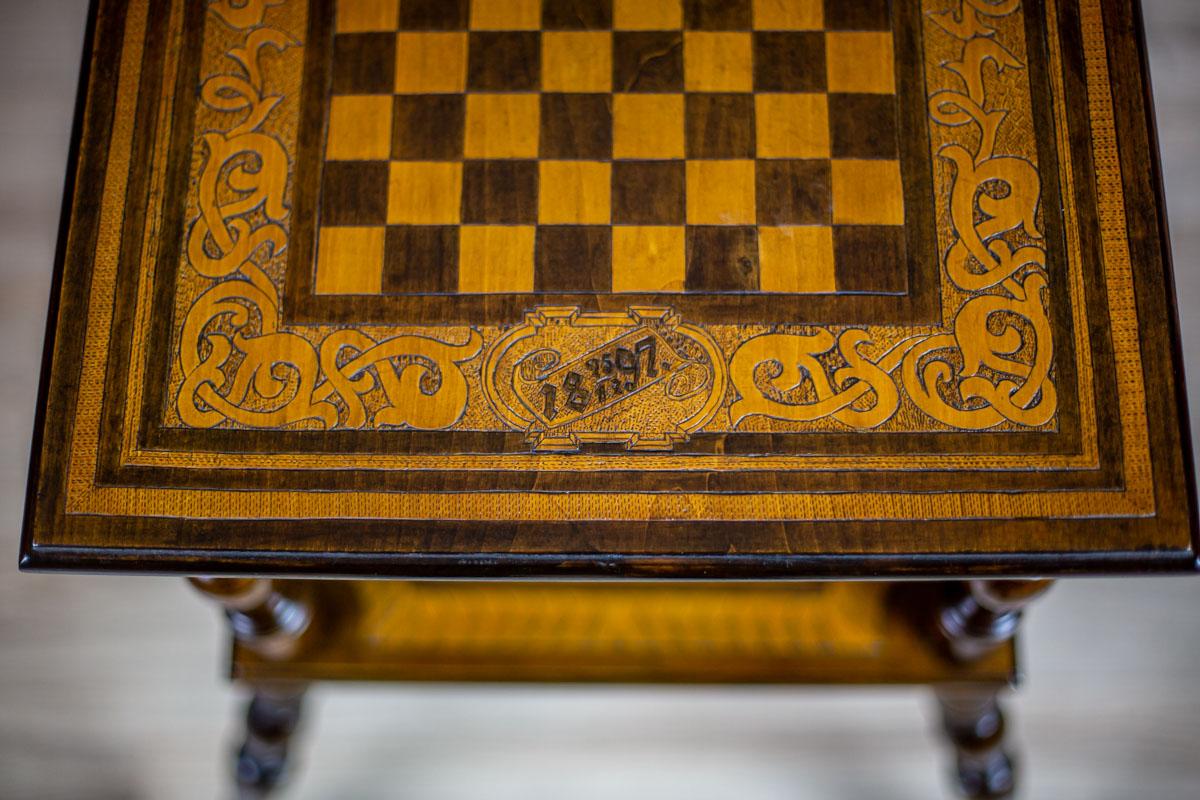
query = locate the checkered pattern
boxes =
[314,0,907,296]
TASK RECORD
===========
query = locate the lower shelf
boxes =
[232,581,1016,685]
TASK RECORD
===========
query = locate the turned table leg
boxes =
[937,579,1053,663]
[189,577,311,660]
[930,579,1051,798]
[235,683,309,799]
[936,687,1014,799]
[190,578,313,796]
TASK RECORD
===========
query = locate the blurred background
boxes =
[1,1,1197,798]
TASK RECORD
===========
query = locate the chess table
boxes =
[20,0,1198,797]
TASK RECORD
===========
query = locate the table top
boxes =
[21,0,1198,578]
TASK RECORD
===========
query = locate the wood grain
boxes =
[18,0,1199,578]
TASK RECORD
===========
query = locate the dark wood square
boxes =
[542,0,613,30]
[613,160,685,225]
[686,93,755,159]
[829,94,899,159]
[392,95,465,161]
[331,33,395,95]
[833,226,907,293]
[536,227,613,292]
[686,226,759,292]
[383,226,459,294]
[540,94,613,159]
[753,32,825,92]
[467,32,541,92]
[614,32,684,93]
[399,0,469,30]
[684,0,751,30]
[319,161,388,226]
[824,0,891,31]
[756,160,831,226]
[461,160,538,224]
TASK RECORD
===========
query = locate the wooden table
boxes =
[21,0,1197,796]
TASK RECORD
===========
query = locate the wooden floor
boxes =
[2,1,1199,798]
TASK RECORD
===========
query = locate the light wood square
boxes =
[753,0,823,30]
[832,159,904,225]
[464,94,540,158]
[687,160,756,225]
[612,227,686,292]
[315,227,384,294]
[543,32,613,92]
[326,95,393,160]
[613,94,685,159]
[684,32,753,92]
[539,161,612,224]
[756,93,830,158]
[387,162,463,225]
[758,226,836,292]
[470,0,541,29]
[335,0,399,32]
[458,226,535,293]
[614,0,683,30]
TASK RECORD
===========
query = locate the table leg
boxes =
[937,579,1053,662]
[234,683,308,799]
[928,579,1050,798]
[189,577,311,659]
[935,687,1014,799]
[190,578,313,795]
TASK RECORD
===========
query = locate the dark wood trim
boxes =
[19,0,114,570]
[20,543,1198,578]
[1023,0,1085,467]
[93,0,191,486]
[134,0,208,458]
[1128,0,1200,564]
[1103,0,1197,551]
[92,461,1123,495]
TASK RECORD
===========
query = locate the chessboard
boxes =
[310,0,911,299]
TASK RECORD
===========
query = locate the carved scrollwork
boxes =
[176,2,480,431]
[729,330,919,430]
[730,0,1056,432]
[928,0,1023,40]
[901,273,1056,429]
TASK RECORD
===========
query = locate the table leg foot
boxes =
[235,684,308,799]
[935,687,1015,799]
